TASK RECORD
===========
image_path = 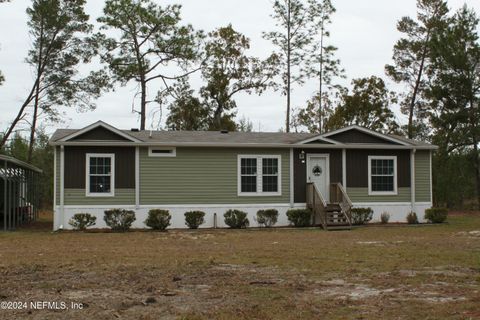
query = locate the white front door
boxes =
[307,155,330,201]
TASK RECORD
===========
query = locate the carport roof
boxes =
[0,155,42,173]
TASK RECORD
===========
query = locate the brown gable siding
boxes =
[293,149,342,203]
[328,129,401,144]
[346,149,410,188]
[70,127,132,141]
[64,146,135,189]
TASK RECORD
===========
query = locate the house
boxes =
[49,121,436,230]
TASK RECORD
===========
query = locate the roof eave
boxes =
[49,140,437,150]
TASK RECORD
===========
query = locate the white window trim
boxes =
[86,153,115,197]
[148,147,176,157]
[368,155,397,196]
[237,155,282,197]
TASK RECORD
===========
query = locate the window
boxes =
[262,158,279,192]
[368,156,397,195]
[86,154,115,197]
[148,147,176,157]
[238,155,281,196]
[241,158,257,193]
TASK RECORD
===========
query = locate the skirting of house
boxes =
[53,202,432,230]
[353,202,432,223]
[54,203,305,230]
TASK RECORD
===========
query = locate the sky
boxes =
[0,0,479,134]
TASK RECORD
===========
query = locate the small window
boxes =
[86,154,115,197]
[262,158,278,192]
[238,155,281,196]
[368,156,397,195]
[148,147,176,157]
[241,158,257,193]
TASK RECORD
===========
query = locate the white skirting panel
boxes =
[352,202,432,223]
[53,202,433,230]
[53,203,305,230]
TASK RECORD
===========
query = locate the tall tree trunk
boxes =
[285,0,291,133]
[132,31,147,131]
[318,19,324,134]
[28,22,44,163]
[140,74,147,130]
[27,83,40,162]
[407,32,430,139]
[0,83,38,149]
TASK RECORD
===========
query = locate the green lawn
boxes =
[0,213,479,319]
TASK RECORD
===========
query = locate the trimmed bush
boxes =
[406,211,419,224]
[224,209,249,229]
[286,209,312,227]
[104,209,136,232]
[351,207,373,225]
[145,209,171,231]
[69,213,96,231]
[380,212,390,224]
[185,211,205,229]
[424,207,448,224]
[256,209,279,228]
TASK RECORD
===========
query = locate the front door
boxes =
[307,155,329,201]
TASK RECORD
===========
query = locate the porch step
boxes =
[325,206,351,230]
[326,225,352,231]
[326,203,341,212]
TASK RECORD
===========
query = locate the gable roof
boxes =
[57,121,142,143]
[49,122,437,150]
[318,125,410,146]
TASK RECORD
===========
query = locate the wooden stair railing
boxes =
[306,182,328,230]
[329,182,353,228]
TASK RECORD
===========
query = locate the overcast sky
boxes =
[0,0,479,133]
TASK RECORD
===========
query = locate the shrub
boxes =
[424,207,448,223]
[104,209,136,232]
[351,207,373,225]
[256,209,279,227]
[145,209,171,231]
[286,209,312,227]
[69,213,96,231]
[406,211,419,224]
[185,211,205,229]
[380,212,390,224]
[224,209,249,229]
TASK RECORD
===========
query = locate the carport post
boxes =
[3,160,6,231]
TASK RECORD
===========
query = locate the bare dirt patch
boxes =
[1,214,479,319]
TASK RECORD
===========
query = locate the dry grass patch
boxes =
[0,213,479,319]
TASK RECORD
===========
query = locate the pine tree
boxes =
[97,0,203,130]
[385,0,449,139]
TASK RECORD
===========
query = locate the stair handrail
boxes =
[331,182,353,226]
[306,182,327,229]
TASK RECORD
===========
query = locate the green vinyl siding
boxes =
[415,151,431,202]
[347,187,411,202]
[64,188,135,205]
[139,147,290,204]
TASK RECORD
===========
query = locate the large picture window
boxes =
[368,156,397,195]
[238,155,281,196]
[86,153,115,197]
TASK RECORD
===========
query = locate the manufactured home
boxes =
[49,121,436,230]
